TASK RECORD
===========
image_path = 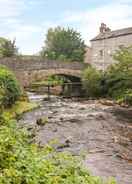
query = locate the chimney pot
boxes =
[100,23,111,33]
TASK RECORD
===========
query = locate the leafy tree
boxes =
[105,46,132,104]
[82,67,103,97]
[41,27,86,62]
[0,37,17,57]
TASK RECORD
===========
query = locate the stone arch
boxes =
[17,69,82,87]
[44,73,82,97]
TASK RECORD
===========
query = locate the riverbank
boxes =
[2,100,38,120]
[0,93,117,184]
[19,93,132,184]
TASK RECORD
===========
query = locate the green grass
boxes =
[0,116,117,184]
[2,100,38,119]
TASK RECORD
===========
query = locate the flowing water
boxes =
[19,92,132,184]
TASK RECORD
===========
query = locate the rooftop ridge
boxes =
[91,26,132,41]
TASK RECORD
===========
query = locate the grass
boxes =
[2,100,38,119]
[0,99,117,184]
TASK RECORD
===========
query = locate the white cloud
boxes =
[28,0,47,6]
[0,0,26,18]
[7,21,59,54]
[0,0,132,54]
[63,1,132,45]
[0,0,56,54]
[0,0,43,54]
[7,25,43,54]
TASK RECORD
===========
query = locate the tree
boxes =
[105,46,132,104]
[0,37,18,57]
[82,67,103,97]
[40,27,86,62]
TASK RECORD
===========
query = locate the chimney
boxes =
[100,23,111,33]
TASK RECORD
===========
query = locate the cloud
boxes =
[63,1,132,45]
[0,0,132,54]
[7,25,43,54]
[0,0,56,54]
[0,0,26,18]
[28,0,47,6]
[7,21,59,54]
[0,0,43,54]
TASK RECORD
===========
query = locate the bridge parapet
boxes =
[0,57,89,87]
[0,57,88,71]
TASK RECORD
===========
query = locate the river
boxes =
[19,92,132,184]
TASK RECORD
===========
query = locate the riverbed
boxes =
[19,92,132,184]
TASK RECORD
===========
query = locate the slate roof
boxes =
[91,27,132,41]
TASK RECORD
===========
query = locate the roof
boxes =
[91,27,132,41]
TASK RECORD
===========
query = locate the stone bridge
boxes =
[0,57,88,87]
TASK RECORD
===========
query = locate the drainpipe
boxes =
[102,37,105,73]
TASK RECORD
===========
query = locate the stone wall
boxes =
[91,34,132,70]
[0,57,86,87]
[84,47,92,64]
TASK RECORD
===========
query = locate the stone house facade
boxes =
[84,46,92,65]
[85,23,132,70]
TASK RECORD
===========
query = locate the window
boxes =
[99,50,104,57]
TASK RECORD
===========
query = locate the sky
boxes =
[0,0,132,55]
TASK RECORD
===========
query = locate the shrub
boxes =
[0,115,116,184]
[105,46,132,103]
[82,67,103,97]
[114,89,132,105]
[0,65,21,107]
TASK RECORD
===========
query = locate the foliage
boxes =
[82,46,132,105]
[44,75,65,85]
[0,37,17,57]
[2,101,38,120]
[40,27,86,62]
[32,75,70,88]
[0,65,21,107]
[115,89,132,105]
[0,114,116,184]
[82,67,103,97]
[105,46,132,102]
[0,66,116,183]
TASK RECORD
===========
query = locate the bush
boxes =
[0,115,116,184]
[0,65,21,107]
[105,46,132,103]
[114,89,132,105]
[81,46,132,106]
[82,46,132,106]
[82,67,103,97]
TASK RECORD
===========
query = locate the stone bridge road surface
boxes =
[19,93,132,184]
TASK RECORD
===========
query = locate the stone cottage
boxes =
[85,23,132,70]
